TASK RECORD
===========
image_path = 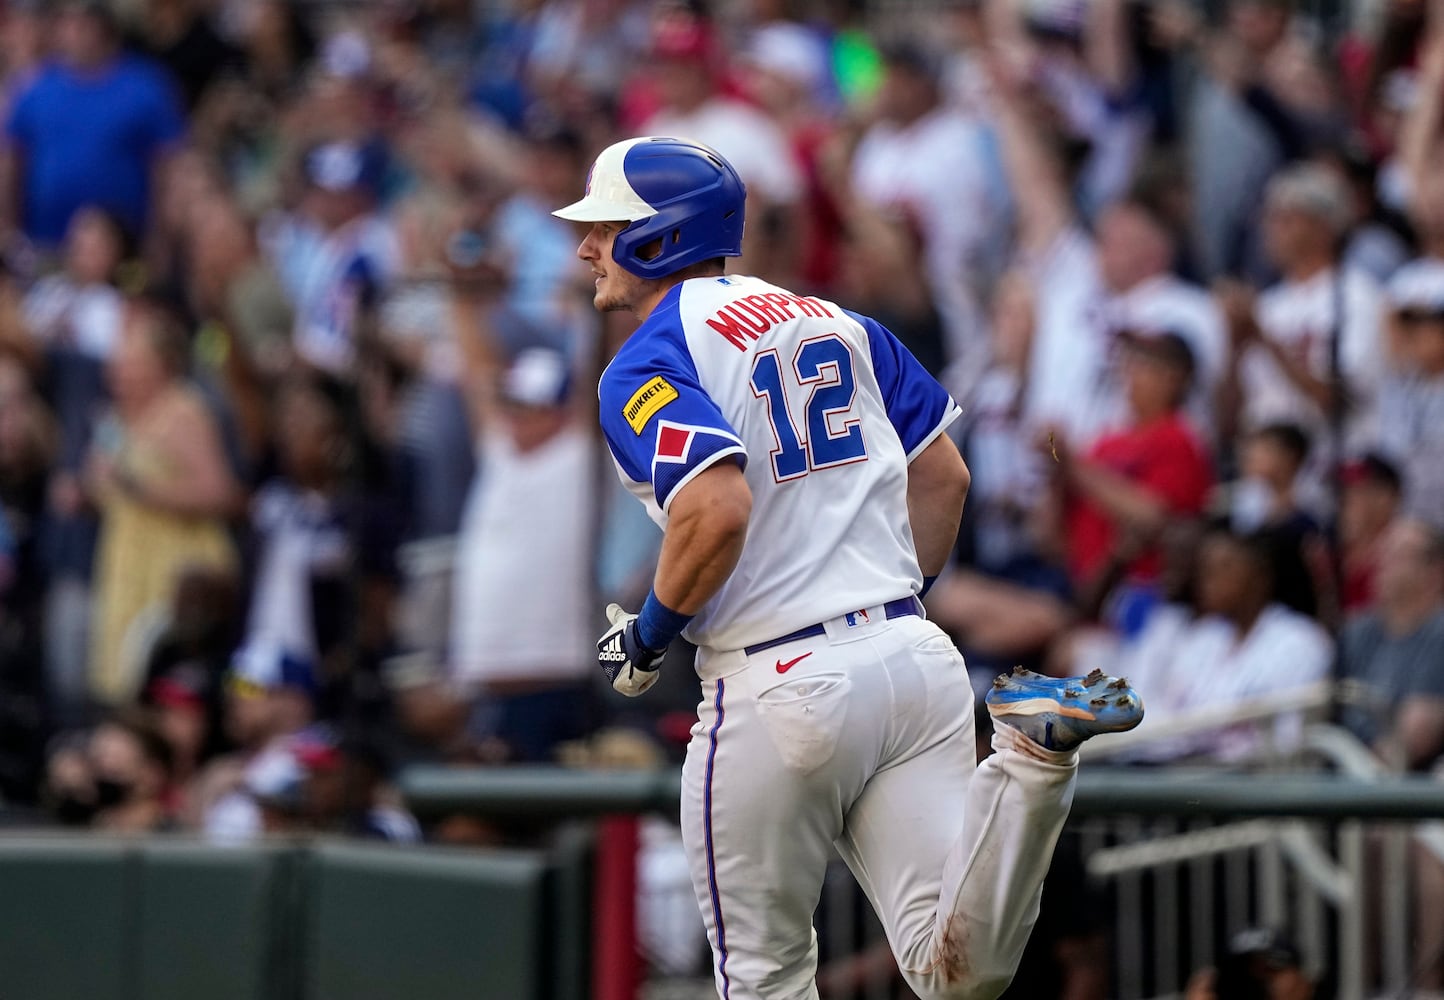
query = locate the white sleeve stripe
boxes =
[659,445,748,515]
[905,403,962,463]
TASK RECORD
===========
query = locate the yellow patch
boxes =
[623,376,678,434]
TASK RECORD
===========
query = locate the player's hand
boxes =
[597,604,665,697]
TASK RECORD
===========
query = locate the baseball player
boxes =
[556,137,1144,1000]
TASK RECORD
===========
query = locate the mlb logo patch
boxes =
[844,609,871,628]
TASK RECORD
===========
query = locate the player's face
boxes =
[577,221,651,313]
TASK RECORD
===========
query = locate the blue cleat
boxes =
[986,667,1144,752]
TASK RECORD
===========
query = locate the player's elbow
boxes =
[910,435,970,510]
[708,478,753,547]
[671,461,752,550]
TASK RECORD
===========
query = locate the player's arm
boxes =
[596,460,750,697]
[595,348,750,696]
[653,461,752,614]
[907,433,970,578]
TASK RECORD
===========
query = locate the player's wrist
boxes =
[636,590,692,650]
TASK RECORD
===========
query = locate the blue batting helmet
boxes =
[552,136,746,279]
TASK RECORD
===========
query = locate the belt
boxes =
[743,597,922,656]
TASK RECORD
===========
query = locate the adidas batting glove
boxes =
[597,603,665,697]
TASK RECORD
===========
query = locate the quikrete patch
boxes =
[624,376,678,434]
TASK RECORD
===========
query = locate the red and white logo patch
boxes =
[654,420,696,465]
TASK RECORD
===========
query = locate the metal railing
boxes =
[401,747,1444,1000]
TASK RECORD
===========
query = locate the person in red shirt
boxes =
[1047,329,1214,613]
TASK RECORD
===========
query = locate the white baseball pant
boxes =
[680,605,1078,1000]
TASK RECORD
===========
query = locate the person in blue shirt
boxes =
[4,0,186,249]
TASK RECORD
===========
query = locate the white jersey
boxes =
[598,275,959,652]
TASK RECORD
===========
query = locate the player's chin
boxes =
[594,291,630,313]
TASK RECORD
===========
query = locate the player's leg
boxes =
[833,621,1081,1000]
[679,653,880,1000]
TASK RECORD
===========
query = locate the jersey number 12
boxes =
[750,334,867,481]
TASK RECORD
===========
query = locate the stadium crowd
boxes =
[0,0,1438,888]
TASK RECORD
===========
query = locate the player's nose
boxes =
[576,228,600,262]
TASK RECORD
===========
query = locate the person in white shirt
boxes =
[1217,163,1385,505]
[1125,526,1332,764]
[445,333,596,763]
[986,48,1226,449]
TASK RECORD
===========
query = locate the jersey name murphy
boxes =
[704,291,837,350]
[597,274,960,653]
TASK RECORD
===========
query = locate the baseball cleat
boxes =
[986,667,1144,752]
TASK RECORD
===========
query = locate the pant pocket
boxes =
[755,672,852,775]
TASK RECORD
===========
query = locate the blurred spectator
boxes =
[28,208,133,721]
[242,372,354,668]
[1187,0,1315,281]
[0,352,50,799]
[1126,526,1332,763]
[1226,421,1324,617]
[852,40,1008,403]
[953,270,1046,576]
[491,120,592,339]
[263,138,398,375]
[1185,926,1316,1000]
[3,0,186,250]
[986,41,1226,447]
[1228,423,1315,535]
[1339,452,1404,614]
[132,0,239,110]
[527,0,648,125]
[141,657,219,811]
[640,9,803,281]
[441,334,597,764]
[738,20,843,295]
[1044,330,1213,616]
[86,709,176,832]
[1217,163,1385,503]
[0,3,43,164]
[191,640,317,841]
[1376,260,1444,524]
[292,724,419,842]
[832,199,945,377]
[85,300,239,705]
[1340,517,1444,771]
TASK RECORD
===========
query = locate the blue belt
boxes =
[743,597,922,656]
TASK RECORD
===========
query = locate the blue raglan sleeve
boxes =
[599,324,747,514]
[846,310,961,460]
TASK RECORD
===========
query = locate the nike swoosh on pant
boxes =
[775,652,812,673]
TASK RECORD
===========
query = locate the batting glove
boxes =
[597,603,666,697]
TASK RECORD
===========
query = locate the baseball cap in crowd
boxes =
[1388,259,1444,321]
[743,23,831,95]
[1264,163,1355,237]
[1212,927,1308,1000]
[243,743,305,809]
[651,11,714,61]
[302,140,386,196]
[144,662,212,713]
[290,723,344,772]
[501,347,572,408]
[1341,452,1403,493]
[227,641,319,699]
[1117,327,1197,382]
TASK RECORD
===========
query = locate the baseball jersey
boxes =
[598,274,960,652]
